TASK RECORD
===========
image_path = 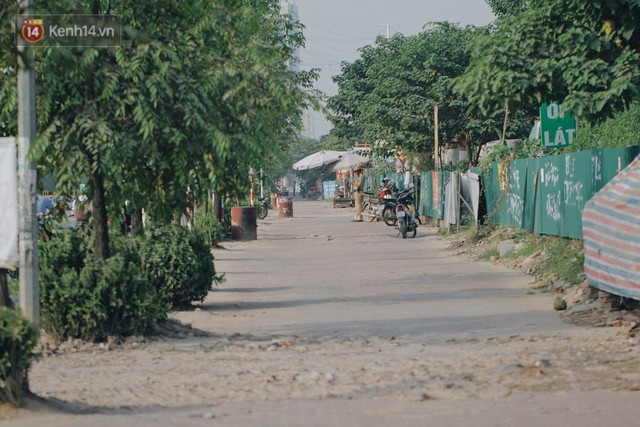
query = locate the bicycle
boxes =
[360,193,379,222]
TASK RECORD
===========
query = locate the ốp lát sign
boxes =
[540,102,576,148]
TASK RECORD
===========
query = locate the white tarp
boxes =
[444,171,479,226]
[0,137,18,269]
[463,171,480,222]
[444,172,460,226]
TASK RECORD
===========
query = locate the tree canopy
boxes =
[327,23,532,168]
[456,0,640,121]
[0,0,316,257]
[485,0,529,19]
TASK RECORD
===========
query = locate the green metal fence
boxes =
[484,146,640,239]
[418,171,447,220]
[405,146,640,238]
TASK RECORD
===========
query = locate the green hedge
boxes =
[39,232,166,341]
[39,225,219,341]
[570,102,640,152]
[142,225,217,309]
[0,308,39,405]
[193,207,226,247]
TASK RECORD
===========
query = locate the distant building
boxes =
[302,113,315,139]
[280,0,300,73]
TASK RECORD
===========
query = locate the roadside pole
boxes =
[260,168,264,199]
[17,0,40,325]
[434,104,439,170]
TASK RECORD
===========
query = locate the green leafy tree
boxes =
[456,0,640,122]
[328,23,531,168]
[569,101,640,152]
[319,133,351,152]
[485,0,529,19]
[0,0,315,258]
[327,45,376,143]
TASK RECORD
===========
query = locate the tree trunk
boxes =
[501,100,510,145]
[0,272,14,308]
[213,191,223,220]
[91,172,109,259]
[131,205,143,237]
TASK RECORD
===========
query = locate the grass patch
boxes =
[507,234,545,260]
[544,237,585,285]
[447,224,586,285]
[480,247,499,261]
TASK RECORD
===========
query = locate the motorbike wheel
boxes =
[408,220,417,238]
[399,216,407,238]
[382,206,397,226]
[258,203,268,220]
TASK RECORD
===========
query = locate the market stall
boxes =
[332,170,353,208]
[331,153,370,208]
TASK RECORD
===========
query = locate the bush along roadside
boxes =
[141,225,223,310]
[39,232,166,342]
[193,207,226,248]
[38,225,222,343]
[0,307,39,406]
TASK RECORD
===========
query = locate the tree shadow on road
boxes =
[212,286,292,293]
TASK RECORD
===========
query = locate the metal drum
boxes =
[276,197,293,218]
[230,206,257,240]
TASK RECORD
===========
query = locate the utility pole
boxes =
[434,104,439,170]
[17,0,40,325]
[378,22,397,40]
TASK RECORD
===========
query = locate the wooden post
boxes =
[501,100,509,145]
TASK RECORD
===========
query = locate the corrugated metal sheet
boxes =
[483,146,640,239]
[582,155,640,299]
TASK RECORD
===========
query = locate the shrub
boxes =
[39,232,166,341]
[0,308,39,405]
[569,102,640,152]
[193,207,225,247]
[141,225,218,309]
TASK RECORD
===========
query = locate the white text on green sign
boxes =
[541,102,576,148]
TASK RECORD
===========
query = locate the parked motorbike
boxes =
[257,197,271,220]
[395,188,418,239]
[378,186,398,226]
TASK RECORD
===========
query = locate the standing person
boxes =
[352,164,365,222]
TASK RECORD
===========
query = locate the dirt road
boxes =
[3,199,639,426]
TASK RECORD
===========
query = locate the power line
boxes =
[301,50,343,64]
[300,18,377,41]
[297,2,376,30]
[304,37,361,56]
[303,63,342,68]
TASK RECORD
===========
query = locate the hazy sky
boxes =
[294,0,496,138]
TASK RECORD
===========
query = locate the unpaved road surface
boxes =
[3,199,640,426]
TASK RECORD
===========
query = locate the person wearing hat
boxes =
[352,164,365,222]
